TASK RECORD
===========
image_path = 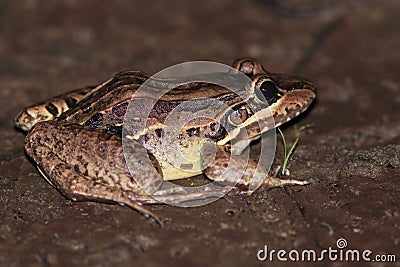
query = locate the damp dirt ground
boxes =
[1,1,399,266]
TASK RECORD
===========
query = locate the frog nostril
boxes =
[290,81,304,90]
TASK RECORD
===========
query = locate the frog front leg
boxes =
[201,144,310,192]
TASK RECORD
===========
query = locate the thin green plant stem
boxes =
[278,124,314,175]
[277,127,299,175]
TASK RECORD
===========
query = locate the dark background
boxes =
[1,1,399,266]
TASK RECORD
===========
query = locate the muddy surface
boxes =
[1,1,399,266]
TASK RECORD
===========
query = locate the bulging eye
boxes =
[229,106,248,125]
[256,80,279,105]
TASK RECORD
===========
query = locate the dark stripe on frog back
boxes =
[62,70,245,119]
[58,71,148,121]
[56,70,249,134]
[64,90,242,128]
[57,80,140,124]
[150,90,247,121]
[161,85,243,102]
[111,70,248,102]
[58,71,148,117]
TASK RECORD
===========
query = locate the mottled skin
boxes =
[16,58,316,224]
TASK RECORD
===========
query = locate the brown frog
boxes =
[15,58,316,224]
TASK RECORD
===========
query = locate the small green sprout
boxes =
[277,124,314,176]
[320,222,334,236]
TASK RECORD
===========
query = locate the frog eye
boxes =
[256,80,279,105]
[229,106,248,125]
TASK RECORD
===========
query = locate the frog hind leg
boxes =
[37,162,163,225]
[202,145,311,193]
[25,121,165,225]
